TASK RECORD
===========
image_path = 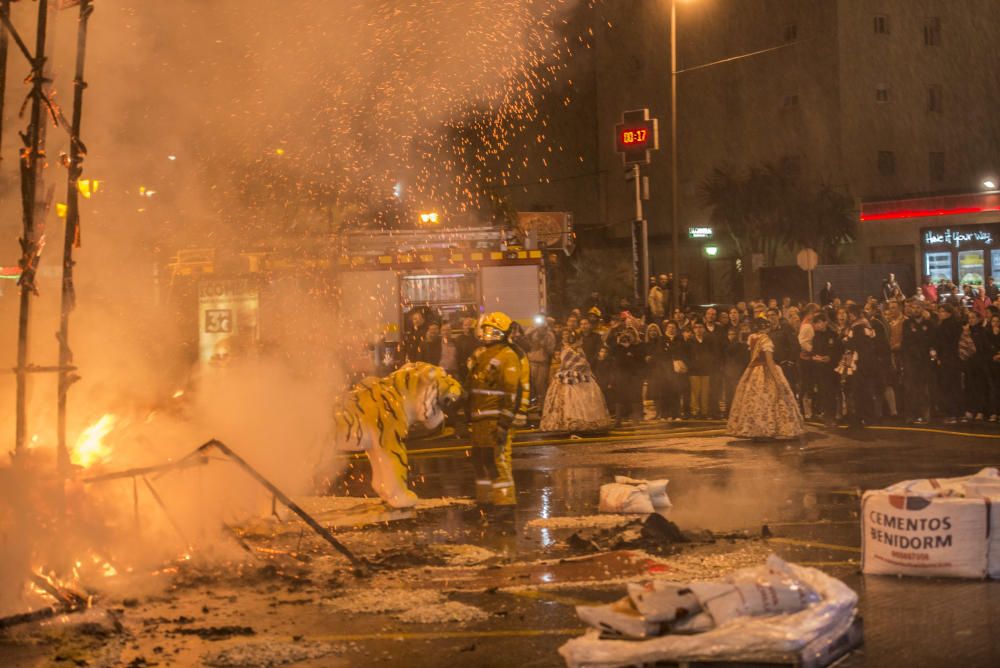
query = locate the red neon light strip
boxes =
[860,206,1000,221]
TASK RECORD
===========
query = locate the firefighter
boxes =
[467,312,530,506]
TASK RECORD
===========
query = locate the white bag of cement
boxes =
[861,469,999,579]
[575,598,664,639]
[862,493,988,578]
[599,476,671,515]
[885,467,1000,497]
[900,468,1000,579]
[986,495,1000,579]
[689,573,820,626]
[561,555,858,668]
[626,582,700,622]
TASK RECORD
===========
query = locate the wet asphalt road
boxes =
[3,421,1000,667]
[390,420,1000,667]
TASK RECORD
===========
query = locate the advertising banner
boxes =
[198,278,260,365]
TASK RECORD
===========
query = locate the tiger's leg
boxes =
[367,428,418,509]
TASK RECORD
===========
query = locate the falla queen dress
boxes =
[540,344,612,432]
[726,332,805,440]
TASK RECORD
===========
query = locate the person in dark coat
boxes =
[819,282,835,307]
[675,276,695,312]
[658,321,689,420]
[962,309,990,420]
[703,307,726,418]
[686,320,718,418]
[608,326,645,426]
[900,301,934,424]
[767,308,800,396]
[866,304,895,419]
[809,313,842,425]
[842,304,879,426]
[932,303,963,424]
[985,314,1000,421]
[420,323,442,365]
[579,317,603,367]
[402,309,429,362]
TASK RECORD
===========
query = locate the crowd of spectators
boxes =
[396,271,1000,429]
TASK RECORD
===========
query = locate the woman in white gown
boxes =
[727,320,805,440]
[540,330,612,432]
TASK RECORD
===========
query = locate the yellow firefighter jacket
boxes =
[467,342,530,427]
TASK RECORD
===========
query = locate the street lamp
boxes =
[667,0,801,306]
[670,0,679,309]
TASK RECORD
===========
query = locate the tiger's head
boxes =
[389,362,464,430]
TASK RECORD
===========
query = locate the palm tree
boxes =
[700,158,855,270]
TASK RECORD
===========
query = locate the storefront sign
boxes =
[922,226,998,250]
[688,226,713,239]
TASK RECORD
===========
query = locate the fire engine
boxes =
[164,217,571,376]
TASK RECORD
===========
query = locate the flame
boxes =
[72,414,118,468]
[77,179,101,199]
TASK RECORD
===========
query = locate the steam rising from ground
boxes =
[0,0,585,611]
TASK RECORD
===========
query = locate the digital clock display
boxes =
[620,128,649,146]
[615,113,658,164]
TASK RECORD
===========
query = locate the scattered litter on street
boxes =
[201,640,347,667]
[560,555,860,667]
[598,476,672,515]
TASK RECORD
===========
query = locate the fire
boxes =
[72,414,118,468]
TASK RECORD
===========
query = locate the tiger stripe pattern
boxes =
[327,362,463,508]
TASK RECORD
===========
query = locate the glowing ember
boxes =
[72,414,118,468]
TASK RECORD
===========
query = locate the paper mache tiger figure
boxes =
[323,362,464,508]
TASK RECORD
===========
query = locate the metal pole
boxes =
[631,164,649,306]
[634,163,651,308]
[669,0,679,311]
[0,0,10,160]
[633,164,643,222]
[200,440,366,573]
[14,0,50,456]
[57,0,93,475]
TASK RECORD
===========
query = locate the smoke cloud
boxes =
[0,0,582,611]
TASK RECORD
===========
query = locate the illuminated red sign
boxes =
[620,127,649,147]
[615,112,658,164]
[616,121,657,153]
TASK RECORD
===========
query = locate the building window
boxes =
[877,150,895,176]
[782,94,799,108]
[925,252,952,283]
[874,15,889,34]
[958,250,985,286]
[875,85,889,102]
[924,17,941,46]
[929,151,945,181]
[928,84,943,112]
[783,23,798,42]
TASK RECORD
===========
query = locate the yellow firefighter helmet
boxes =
[478,311,513,343]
